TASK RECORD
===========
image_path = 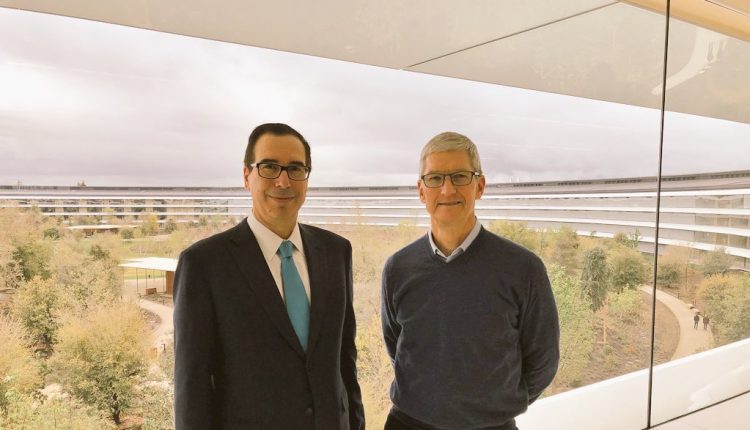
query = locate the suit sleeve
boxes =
[173,248,216,429]
[381,256,400,363]
[519,257,560,404]
[340,241,365,430]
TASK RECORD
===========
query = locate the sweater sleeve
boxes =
[519,257,560,404]
[381,256,401,363]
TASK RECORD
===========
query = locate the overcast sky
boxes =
[1,8,748,187]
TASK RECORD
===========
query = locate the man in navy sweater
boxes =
[381,132,560,430]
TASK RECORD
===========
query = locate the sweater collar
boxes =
[428,217,482,263]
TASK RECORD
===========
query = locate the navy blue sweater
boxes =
[381,227,560,429]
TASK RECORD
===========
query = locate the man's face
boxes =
[243,133,308,233]
[418,150,485,228]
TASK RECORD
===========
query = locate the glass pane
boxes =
[410,3,667,430]
[651,10,750,426]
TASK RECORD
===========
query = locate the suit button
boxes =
[306,361,313,371]
[304,407,313,416]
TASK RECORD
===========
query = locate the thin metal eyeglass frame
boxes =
[249,162,311,181]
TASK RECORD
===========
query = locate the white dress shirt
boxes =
[247,214,311,302]
[428,217,483,263]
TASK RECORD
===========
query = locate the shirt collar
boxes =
[247,213,305,263]
[429,217,482,260]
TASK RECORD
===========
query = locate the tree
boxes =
[656,261,681,288]
[488,221,538,253]
[608,288,642,323]
[11,277,60,357]
[120,228,135,240]
[580,247,610,312]
[139,213,160,237]
[50,302,151,425]
[613,229,640,249]
[581,247,612,345]
[163,218,178,234]
[47,238,121,316]
[0,316,42,413]
[0,244,23,290]
[548,227,580,274]
[12,240,52,281]
[610,247,648,292]
[547,265,594,390]
[701,247,732,276]
[697,273,750,345]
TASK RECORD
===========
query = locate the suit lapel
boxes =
[226,220,305,357]
[300,224,328,355]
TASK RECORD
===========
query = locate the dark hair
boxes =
[244,123,311,169]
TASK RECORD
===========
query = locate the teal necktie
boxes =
[277,240,310,351]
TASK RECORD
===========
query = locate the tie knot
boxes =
[278,240,294,259]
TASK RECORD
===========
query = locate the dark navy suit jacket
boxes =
[173,220,364,430]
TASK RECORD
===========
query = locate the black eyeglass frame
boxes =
[249,162,311,181]
[420,171,482,188]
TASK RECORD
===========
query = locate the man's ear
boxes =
[243,166,252,191]
[418,179,427,204]
[475,175,486,200]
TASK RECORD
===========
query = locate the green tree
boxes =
[580,247,610,312]
[42,227,60,240]
[50,302,151,425]
[548,227,580,274]
[547,265,594,390]
[120,228,135,240]
[656,260,681,288]
[11,277,60,357]
[610,247,648,292]
[88,244,110,261]
[12,241,52,281]
[608,288,642,323]
[697,274,750,345]
[581,247,614,345]
[701,247,732,276]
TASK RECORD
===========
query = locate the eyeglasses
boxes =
[250,162,311,181]
[421,171,480,188]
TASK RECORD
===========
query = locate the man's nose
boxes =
[440,177,456,195]
[275,170,292,187]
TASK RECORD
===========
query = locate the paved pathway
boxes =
[138,298,174,350]
[640,286,714,360]
[123,279,174,350]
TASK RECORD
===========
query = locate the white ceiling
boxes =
[2,0,748,123]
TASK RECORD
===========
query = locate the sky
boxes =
[1,7,748,187]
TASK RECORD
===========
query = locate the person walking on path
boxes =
[703,315,710,330]
[694,313,700,329]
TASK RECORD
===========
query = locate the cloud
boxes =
[1,8,748,187]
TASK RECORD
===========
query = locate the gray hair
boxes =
[419,131,483,175]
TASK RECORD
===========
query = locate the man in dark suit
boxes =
[174,123,365,430]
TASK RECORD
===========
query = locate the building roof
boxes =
[119,257,178,272]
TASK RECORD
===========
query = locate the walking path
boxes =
[640,286,714,360]
[138,298,174,350]
[123,279,174,350]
